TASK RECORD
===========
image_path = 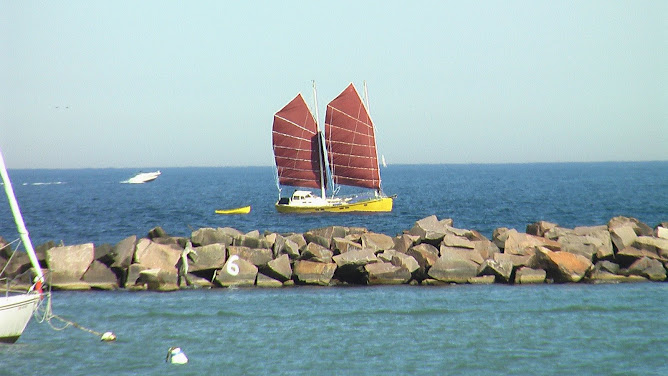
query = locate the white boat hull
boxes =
[126,170,161,184]
[0,293,40,343]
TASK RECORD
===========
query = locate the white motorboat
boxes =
[0,148,46,344]
[126,170,161,184]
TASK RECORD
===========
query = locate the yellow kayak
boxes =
[215,205,251,215]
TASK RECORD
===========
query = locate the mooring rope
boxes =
[35,286,116,341]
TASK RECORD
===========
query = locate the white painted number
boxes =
[226,255,240,276]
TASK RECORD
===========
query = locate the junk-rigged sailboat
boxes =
[272,82,393,213]
[0,148,46,343]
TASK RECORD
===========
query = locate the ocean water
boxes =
[1,162,667,375]
[1,162,666,246]
[3,284,668,375]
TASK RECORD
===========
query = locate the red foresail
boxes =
[272,94,324,189]
[324,83,381,190]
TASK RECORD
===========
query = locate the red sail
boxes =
[325,84,381,190]
[272,93,324,189]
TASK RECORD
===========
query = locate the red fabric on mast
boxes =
[325,84,381,190]
[272,94,324,189]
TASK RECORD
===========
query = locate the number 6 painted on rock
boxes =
[226,255,240,276]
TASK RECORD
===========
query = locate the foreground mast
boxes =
[312,80,326,199]
[0,149,44,285]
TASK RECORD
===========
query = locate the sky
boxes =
[1,1,666,169]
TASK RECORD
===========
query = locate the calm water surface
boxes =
[2,284,666,375]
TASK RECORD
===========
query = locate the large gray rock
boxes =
[478,259,514,283]
[655,224,668,240]
[625,257,666,281]
[504,231,561,256]
[188,243,227,272]
[609,225,638,252]
[593,260,621,275]
[616,246,664,265]
[427,253,478,284]
[147,226,168,239]
[110,235,137,269]
[408,215,453,245]
[608,216,653,236]
[234,234,272,249]
[93,243,113,266]
[264,254,292,282]
[389,252,420,274]
[526,221,559,237]
[293,261,336,285]
[191,227,238,246]
[474,239,500,260]
[588,270,647,283]
[332,237,363,255]
[300,242,333,263]
[228,246,273,267]
[361,232,395,251]
[514,267,546,284]
[440,245,484,265]
[406,243,439,279]
[46,243,95,282]
[332,249,378,284]
[365,263,411,285]
[532,246,593,283]
[136,269,179,291]
[441,233,475,249]
[633,236,668,259]
[286,233,307,250]
[393,234,418,254]
[492,227,513,249]
[216,256,258,287]
[304,226,346,249]
[572,226,614,260]
[0,250,31,278]
[332,249,378,268]
[82,260,119,290]
[126,264,150,287]
[494,252,532,269]
[557,234,604,261]
[134,238,181,272]
[274,235,301,259]
[256,273,283,288]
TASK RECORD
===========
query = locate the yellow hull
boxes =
[215,206,251,214]
[275,196,393,213]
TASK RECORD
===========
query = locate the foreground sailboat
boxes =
[0,148,46,343]
[272,82,393,213]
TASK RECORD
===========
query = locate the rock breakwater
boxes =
[1,216,667,291]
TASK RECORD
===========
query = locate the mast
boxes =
[364,81,383,193]
[0,148,45,284]
[325,83,381,190]
[312,80,326,199]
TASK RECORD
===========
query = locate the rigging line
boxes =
[0,238,21,278]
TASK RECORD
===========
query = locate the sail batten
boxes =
[325,83,381,190]
[272,94,324,189]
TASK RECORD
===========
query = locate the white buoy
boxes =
[100,332,117,341]
[166,347,188,364]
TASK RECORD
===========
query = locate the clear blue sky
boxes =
[1,1,666,169]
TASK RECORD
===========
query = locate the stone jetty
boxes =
[1,215,666,291]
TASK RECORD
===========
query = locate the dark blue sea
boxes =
[2,163,667,375]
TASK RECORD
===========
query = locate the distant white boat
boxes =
[125,171,161,184]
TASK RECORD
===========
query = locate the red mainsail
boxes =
[272,94,324,189]
[325,84,381,190]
